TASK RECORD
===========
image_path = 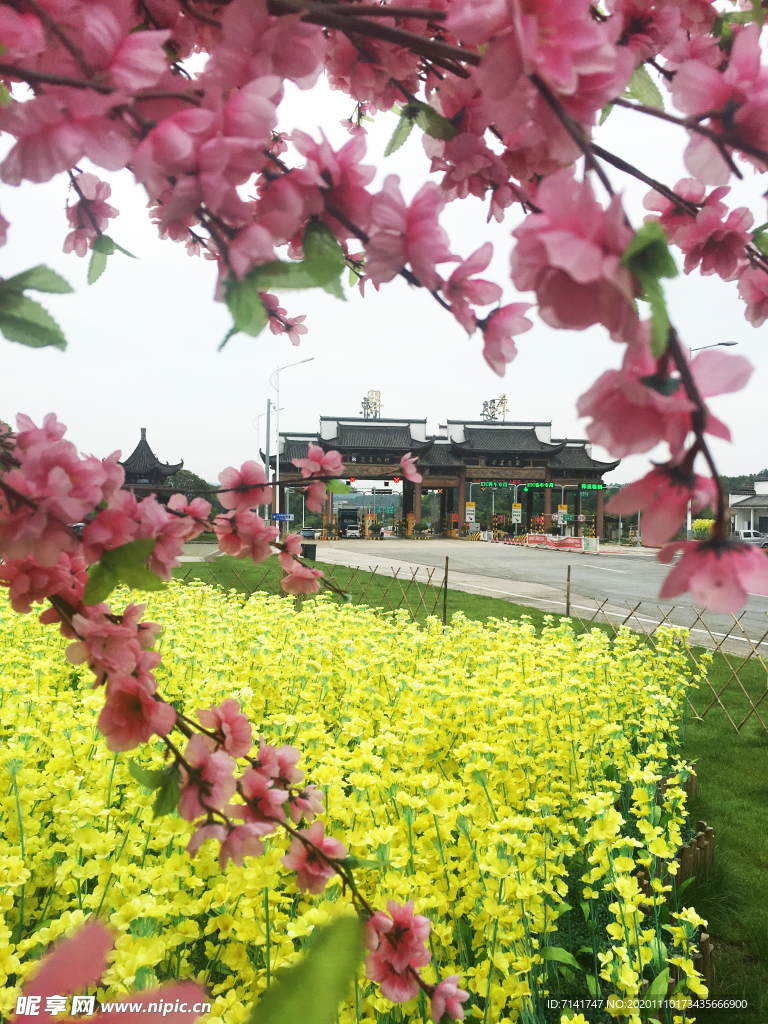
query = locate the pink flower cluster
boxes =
[63,172,119,257]
[366,900,469,1019]
[180,708,329,874]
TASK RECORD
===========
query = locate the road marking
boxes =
[580,564,627,573]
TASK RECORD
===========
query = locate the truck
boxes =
[337,505,362,538]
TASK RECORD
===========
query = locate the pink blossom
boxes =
[365,176,455,290]
[305,480,328,513]
[262,293,309,345]
[186,823,228,859]
[281,820,347,894]
[256,738,305,786]
[607,466,717,547]
[0,92,135,186]
[577,325,753,458]
[214,511,278,563]
[227,223,276,279]
[658,540,768,612]
[218,460,271,511]
[97,676,176,752]
[609,0,681,65]
[288,784,325,824]
[218,822,274,868]
[365,899,431,1002]
[167,492,212,524]
[236,766,289,821]
[82,493,140,564]
[0,9,45,65]
[400,453,422,484]
[278,531,304,571]
[676,200,753,279]
[292,130,375,238]
[511,169,638,341]
[431,976,470,1022]
[197,698,252,757]
[738,266,768,326]
[18,922,112,1006]
[177,734,237,821]
[292,443,344,479]
[444,244,503,334]
[643,178,707,247]
[67,603,161,686]
[0,551,87,615]
[671,23,768,184]
[481,303,533,376]
[63,172,119,257]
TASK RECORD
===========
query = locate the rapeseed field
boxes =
[0,583,710,1022]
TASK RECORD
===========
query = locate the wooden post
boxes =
[414,480,422,524]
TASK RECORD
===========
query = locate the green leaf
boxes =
[637,271,671,357]
[129,761,169,789]
[621,221,678,281]
[0,294,67,349]
[1,265,74,294]
[245,916,364,1024]
[752,229,768,256]
[151,764,181,818]
[302,221,346,288]
[541,946,582,971]
[414,102,459,141]
[385,109,417,156]
[340,855,388,871]
[92,234,117,255]
[88,248,109,285]
[251,261,318,290]
[585,973,598,997]
[575,946,594,957]
[226,278,268,338]
[0,82,11,106]
[87,235,136,285]
[321,274,346,300]
[325,479,351,495]
[599,102,613,125]
[580,901,591,922]
[553,902,572,915]
[624,64,664,110]
[621,222,678,357]
[84,538,166,604]
[676,876,695,898]
[641,968,670,1015]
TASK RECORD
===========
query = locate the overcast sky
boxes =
[1,73,765,486]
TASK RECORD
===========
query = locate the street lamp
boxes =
[270,358,314,522]
[690,341,738,352]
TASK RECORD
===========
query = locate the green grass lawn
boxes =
[173,557,768,1020]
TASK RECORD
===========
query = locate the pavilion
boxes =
[120,428,183,501]
[272,416,619,537]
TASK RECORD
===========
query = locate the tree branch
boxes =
[0,61,112,93]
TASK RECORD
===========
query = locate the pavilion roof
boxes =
[120,429,183,477]
[319,422,432,452]
[548,446,620,471]
[452,426,563,454]
[731,494,768,508]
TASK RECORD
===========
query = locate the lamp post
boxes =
[690,342,738,352]
[270,358,314,527]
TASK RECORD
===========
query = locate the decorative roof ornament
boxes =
[481,396,508,422]
[361,390,382,419]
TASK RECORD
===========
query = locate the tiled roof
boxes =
[731,494,768,508]
[332,424,419,448]
[120,431,183,477]
[549,447,619,470]
[418,444,464,467]
[281,439,315,462]
[461,427,555,452]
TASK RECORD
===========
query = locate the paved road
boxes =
[314,538,768,652]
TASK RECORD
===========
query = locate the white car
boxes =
[734,529,768,548]
[344,525,361,539]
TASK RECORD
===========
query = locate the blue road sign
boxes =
[271,513,295,521]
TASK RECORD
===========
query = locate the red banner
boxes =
[526,534,586,551]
